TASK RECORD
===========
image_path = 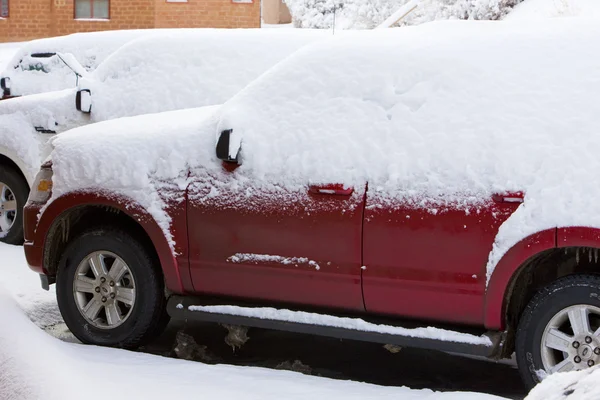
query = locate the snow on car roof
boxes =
[84,28,327,121]
[50,19,600,276]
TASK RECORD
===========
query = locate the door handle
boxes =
[309,184,354,196]
[492,191,524,204]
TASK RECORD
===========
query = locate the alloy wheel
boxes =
[73,251,136,329]
[541,304,600,373]
[0,182,17,234]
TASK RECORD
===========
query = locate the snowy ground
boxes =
[0,242,524,399]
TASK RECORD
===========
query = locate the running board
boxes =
[167,296,501,358]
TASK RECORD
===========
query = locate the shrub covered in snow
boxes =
[283,0,522,29]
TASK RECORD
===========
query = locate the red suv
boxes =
[23,20,600,390]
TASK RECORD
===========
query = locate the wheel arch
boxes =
[0,150,33,187]
[486,227,600,358]
[36,191,188,294]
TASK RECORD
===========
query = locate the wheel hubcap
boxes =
[0,182,17,235]
[73,251,136,329]
[541,304,600,374]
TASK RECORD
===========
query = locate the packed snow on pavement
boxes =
[0,241,505,400]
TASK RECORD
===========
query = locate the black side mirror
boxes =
[76,89,92,113]
[0,77,10,97]
[216,129,239,163]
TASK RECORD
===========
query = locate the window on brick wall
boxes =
[1,0,8,18]
[75,0,109,19]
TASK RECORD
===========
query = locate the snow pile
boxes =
[0,284,504,400]
[188,305,493,345]
[0,243,61,328]
[505,0,600,20]
[0,89,84,182]
[524,366,599,400]
[1,30,157,96]
[48,19,600,285]
[84,29,325,122]
[283,0,520,29]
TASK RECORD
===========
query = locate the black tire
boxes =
[57,228,169,349]
[516,274,600,389]
[0,165,29,245]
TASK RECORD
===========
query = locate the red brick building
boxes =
[0,0,262,43]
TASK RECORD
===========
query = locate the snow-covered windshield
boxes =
[85,29,326,122]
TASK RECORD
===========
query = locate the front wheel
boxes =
[0,166,29,245]
[57,229,169,348]
[516,275,600,389]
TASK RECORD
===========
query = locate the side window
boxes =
[75,0,109,19]
[1,0,8,18]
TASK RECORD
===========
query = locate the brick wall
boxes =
[51,0,155,37]
[0,0,51,42]
[0,0,260,43]
[154,0,260,29]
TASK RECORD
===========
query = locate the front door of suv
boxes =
[186,165,366,312]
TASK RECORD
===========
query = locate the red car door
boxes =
[362,192,522,325]
[187,166,366,312]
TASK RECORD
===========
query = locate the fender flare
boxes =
[483,228,556,330]
[36,191,186,293]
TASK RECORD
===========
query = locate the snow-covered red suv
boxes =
[23,20,600,389]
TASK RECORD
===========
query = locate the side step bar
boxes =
[167,296,502,358]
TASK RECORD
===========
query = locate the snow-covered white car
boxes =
[24,19,600,389]
[0,30,162,100]
[0,29,324,244]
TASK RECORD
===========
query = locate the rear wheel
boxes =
[516,275,600,389]
[0,166,29,245]
[57,229,169,348]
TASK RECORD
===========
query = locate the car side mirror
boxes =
[76,89,92,113]
[216,129,239,163]
[0,77,10,97]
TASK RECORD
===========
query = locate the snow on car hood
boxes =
[48,105,222,248]
[82,29,327,122]
[0,89,85,182]
[49,19,600,278]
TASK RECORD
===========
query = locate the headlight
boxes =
[29,167,53,203]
